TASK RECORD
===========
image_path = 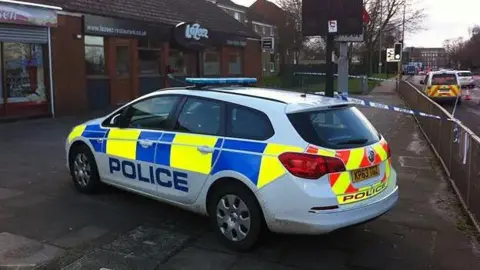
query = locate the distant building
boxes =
[209,0,279,76]
[404,47,447,70]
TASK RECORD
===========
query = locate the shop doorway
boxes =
[110,41,133,106]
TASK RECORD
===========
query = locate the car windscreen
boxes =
[431,74,457,85]
[287,107,380,150]
[457,72,472,77]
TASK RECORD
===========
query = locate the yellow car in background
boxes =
[420,70,462,104]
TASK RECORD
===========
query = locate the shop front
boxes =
[0,1,59,119]
[82,15,253,110]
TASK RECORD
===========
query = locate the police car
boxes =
[66,78,399,251]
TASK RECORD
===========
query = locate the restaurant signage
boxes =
[173,22,211,50]
[84,14,170,39]
[0,3,57,27]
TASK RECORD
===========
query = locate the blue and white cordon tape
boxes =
[315,91,445,120]
[293,72,392,82]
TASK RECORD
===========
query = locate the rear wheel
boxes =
[208,182,264,251]
[69,144,102,194]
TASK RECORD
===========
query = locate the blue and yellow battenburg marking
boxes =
[69,124,304,189]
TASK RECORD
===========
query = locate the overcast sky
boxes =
[232,0,479,48]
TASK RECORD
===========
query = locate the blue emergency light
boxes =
[185,77,257,86]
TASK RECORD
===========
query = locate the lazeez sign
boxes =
[173,22,211,50]
[185,23,208,40]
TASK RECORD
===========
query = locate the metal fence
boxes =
[398,80,480,232]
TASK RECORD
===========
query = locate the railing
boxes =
[398,80,480,232]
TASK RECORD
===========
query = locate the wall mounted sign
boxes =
[0,3,57,27]
[84,14,170,39]
[261,37,274,50]
[173,22,211,50]
[185,23,209,40]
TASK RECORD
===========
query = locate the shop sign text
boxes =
[185,23,208,40]
[0,3,57,27]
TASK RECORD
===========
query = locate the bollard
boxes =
[362,76,368,94]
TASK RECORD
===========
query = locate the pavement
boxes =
[408,75,480,135]
[1,80,480,270]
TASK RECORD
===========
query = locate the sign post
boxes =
[302,0,365,98]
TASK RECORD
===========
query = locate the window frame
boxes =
[102,94,184,131]
[171,95,227,137]
[203,48,221,76]
[84,35,106,77]
[225,103,275,141]
[228,51,242,75]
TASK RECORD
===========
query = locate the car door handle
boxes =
[139,139,154,148]
[197,146,215,154]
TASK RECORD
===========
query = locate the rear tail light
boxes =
[385,143,392,158]
[278,152,346,179]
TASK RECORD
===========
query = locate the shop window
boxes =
[85,36,105,75]
[115,46,130,76]
[228,52,242,75]
[204,49,220,76]
[138,39,162,76]
[168,50,186,76]
[3,43,47,104]
[139,50,161,75]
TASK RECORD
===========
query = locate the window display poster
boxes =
[4,43,47,104]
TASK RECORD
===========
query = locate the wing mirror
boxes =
[110,113,123,126]
[419,80,424,85]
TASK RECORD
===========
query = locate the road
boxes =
[1,81,479,269]
[408,75,480,136]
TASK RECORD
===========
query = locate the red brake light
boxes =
[278,152,346,179]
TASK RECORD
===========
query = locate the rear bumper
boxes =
[258,169,399,235]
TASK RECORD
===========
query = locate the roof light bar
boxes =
[185,77,257,86]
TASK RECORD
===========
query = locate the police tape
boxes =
[293,72,392,82]
[315,91,446,120]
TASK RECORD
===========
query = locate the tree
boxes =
[362,0,426,74]
[444,25,480,70]
[275,0,310,65]
[273,0,425,74]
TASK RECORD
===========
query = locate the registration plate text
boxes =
[352,166,380,183]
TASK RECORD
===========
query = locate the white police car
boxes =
[66,78,399,250]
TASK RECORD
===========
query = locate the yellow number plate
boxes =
[352,166,380,183]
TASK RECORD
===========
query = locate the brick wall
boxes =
[51,14,88,116]
[243,40,262,81]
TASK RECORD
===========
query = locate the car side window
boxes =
[174,97,223,136]
[124,95,181,130]
[226,105,274,140]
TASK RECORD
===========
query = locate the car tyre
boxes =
[208,182,265,252]
[69,144,102,194]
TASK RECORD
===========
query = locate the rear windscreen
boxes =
[458,72,472,77]
[431,74,457,85]
[288,107,380,149]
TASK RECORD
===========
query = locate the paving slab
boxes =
[0,232,64,268]
[160,247,237,270]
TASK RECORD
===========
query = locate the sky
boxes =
[232,0,479,48]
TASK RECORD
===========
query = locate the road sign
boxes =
[261,37,274,51]
[386,48,399,62]
[328,20,337,33]
[302,0,363,36]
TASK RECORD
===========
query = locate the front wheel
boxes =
[208,182,265,251]
[69,144,102,194]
